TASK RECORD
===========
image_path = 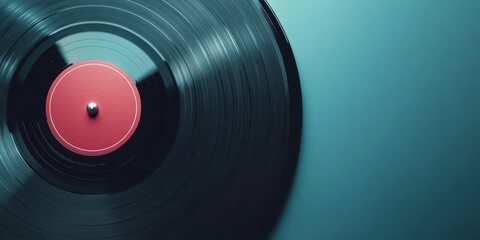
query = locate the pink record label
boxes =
[45,60,141,156]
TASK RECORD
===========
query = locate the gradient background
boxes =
[268,0,480,239]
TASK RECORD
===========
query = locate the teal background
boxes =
[268,0,480,239]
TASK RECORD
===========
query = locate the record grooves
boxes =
[0,1,302,239]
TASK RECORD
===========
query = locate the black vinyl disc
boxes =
[0,0,302,239]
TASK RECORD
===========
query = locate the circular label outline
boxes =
[46,60,141,155]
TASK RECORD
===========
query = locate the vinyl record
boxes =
[0,0,301,239]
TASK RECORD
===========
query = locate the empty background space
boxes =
[269,0,480,239]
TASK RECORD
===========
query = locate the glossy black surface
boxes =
[0,0,301,239]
